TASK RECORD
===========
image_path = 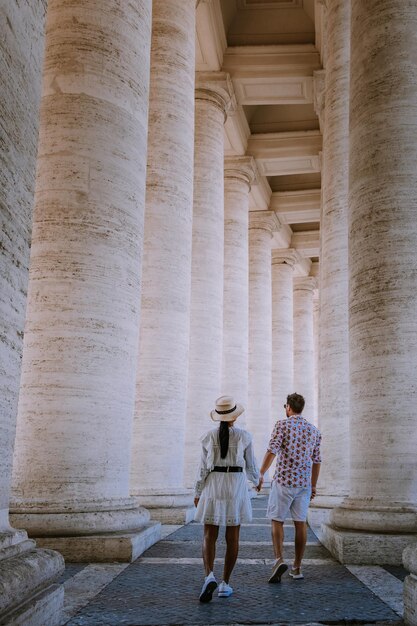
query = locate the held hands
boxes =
[256,475,264,492]
[194,497,199,508]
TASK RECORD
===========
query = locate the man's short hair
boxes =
[287,392,305,414]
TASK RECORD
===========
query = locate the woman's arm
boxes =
[244,438,260,486]
[194,443,209,505]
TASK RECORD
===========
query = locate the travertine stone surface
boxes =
[0,0,46,535]
[248,211,280,460]
[327,0,417,561]
[312,288,319,427]
[314,0,350,510]
[11,0,153,540]
[322,524,416,566]
[35,522,161,563]
[271,249,297,427]
[184,74,234,487]
[131,0,195,520]
[404,543,417,626]
[0,3,65,624]
[293,277,317,421]
[222,157,258,421]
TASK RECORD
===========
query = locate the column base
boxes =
[0,531,64,626]
[308,495,346,538]
[34,522,161,563]
[10,498,150,535]
[1,584,63,626]
[403,543,417,626]
[135,490,195,523]
[322,523,416,565]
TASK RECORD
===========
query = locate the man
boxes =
[257,392,321,583]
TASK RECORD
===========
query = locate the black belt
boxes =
[212,466,243,473]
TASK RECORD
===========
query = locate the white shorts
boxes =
[266,482,311,522]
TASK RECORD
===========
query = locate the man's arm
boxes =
[311,463,321,499]
[256,450,276,492]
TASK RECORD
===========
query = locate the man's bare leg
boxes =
[293,520,307,571]
[290,522,307,578]
[271,520,285,560]
[268,520,288,583]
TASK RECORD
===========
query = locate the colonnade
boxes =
[1,1,417,624]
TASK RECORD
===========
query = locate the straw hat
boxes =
[210,395,244,422]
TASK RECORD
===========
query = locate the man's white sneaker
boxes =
[199,572,217,603]
[218,581,233,597]
[289,567,304,580]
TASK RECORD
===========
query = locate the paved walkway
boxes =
[59,496,405,625]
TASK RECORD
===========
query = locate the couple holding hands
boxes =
[194,392,322,603]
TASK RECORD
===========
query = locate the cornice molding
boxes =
[237,0,303,8]
[270,189,321,224]
[195,0,227,71]
[249,174,272,211]
[224,105,251,155]
[313,69,326,132]
[223,44,320,74]
[247,130,322,177]
[314,0,328,67]
[224,156,259,190]
[223,45,321,107]
[291,230,320,257]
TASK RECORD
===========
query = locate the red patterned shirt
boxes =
[268,415,322,488]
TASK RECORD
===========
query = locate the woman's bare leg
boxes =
[203,524,219,575]
[223,525,240,583]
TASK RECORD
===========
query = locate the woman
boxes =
[194,395,259,603]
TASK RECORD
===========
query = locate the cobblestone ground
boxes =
[61,496,405,626]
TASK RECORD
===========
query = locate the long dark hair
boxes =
[219,421,229,458]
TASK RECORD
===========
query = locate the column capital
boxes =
[313,69,326,132]
[195,72,237,120]
[224,156,259,191]
[271,248,300,268]
[293,276,318,292]
[249,210,281,234]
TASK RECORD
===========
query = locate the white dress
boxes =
[194,426,260,526]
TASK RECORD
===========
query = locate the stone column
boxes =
[222,157,258,422]
[271,249,298,427]
[184,73,235,487]
[311,0,350,529]
[293,277,317,421]
[0,3,65,624]
[131,0,196,523]
[323,0,417,565]
[248,211,280,461]
[10,0,160,563]
[312,288,319,427]
[404,544,417,626]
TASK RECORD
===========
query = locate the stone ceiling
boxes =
[196,0,324,276]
